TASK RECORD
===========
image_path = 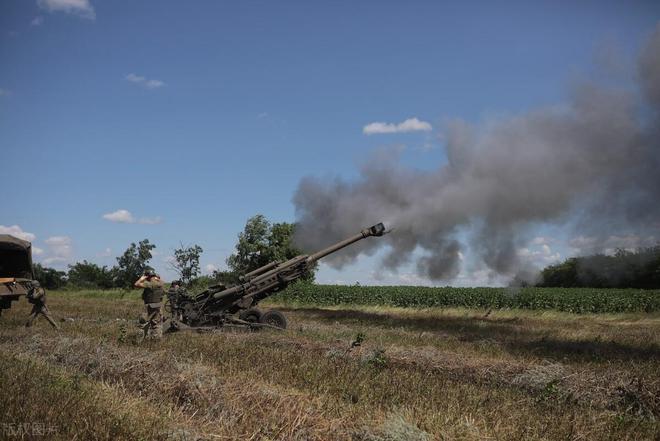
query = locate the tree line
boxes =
[34,215,310,290]
[537,246,660,289]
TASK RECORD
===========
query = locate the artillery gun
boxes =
[166,223,386,331]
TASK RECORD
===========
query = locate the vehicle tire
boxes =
[260,310,287,329]
[239,308,263,323]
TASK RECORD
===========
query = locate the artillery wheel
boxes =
[239,308,263,323]
[260,310,287,329]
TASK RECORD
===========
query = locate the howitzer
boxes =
[167,222,386,331]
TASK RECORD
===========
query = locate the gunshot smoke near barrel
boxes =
[293,25,660,283]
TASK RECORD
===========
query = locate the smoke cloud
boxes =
[293,25,660,283]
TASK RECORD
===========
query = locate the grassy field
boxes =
[0,289,659,440]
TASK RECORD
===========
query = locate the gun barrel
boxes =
[242,261,279,280]
[307,223,386,263]
[210,223,386,302]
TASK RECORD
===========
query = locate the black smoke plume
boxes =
[293,25,660,283]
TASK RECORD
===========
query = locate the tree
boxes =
[171,244,203,286]
[114,239,156,288]
[210,269,240,286]
[226,214,315,280]
[67,260,115,289]
[226,215,272,274]
[33,263,67,290]
[538,246,660,288]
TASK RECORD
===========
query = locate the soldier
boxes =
[25,281,59,329]
[167,280,184,321]
[134,269,165,340]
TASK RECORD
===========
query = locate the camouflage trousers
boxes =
[25,304,59,329]
[143,303,162,339]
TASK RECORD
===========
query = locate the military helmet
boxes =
[144,269,157,278]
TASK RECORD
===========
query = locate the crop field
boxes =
[279,284,660,314]
[1,289,659,440]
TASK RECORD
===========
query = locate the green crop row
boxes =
[274,283,660,313]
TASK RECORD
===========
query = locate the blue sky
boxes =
[2,0,659,285]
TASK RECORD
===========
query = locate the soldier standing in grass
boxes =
[166,280,185,322]
[25,281,59,329]
[134,269,165,340]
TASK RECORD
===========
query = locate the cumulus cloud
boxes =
[0,225,36,242]
[517,241,561,264]
[37,0,95,20]
[0,225,71,264]
[102,209,135,223]
[363,117,432,135]
[531,236,554,246]
[43,235,73,265]
[125,73,165,89]
[102,209,162,225]
[204,264,218,274]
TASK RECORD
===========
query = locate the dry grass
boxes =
[0,291,658,440]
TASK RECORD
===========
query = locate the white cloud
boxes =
[102,209,162,225]
[0,225,36,242]
[531,236,554,246]
[31,16,44,26]
[518,242,561,264]
[102,209,135,223]
[43,235,73,264]
[145,79,164,89]
[546,252,561,262]
[204,264,218,274]
[125,73,144,83]
[363,117,432,135]
[125,73,165,89]
[37,0,95,20]
[33,247,44,255]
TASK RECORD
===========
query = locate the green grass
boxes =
[273,283,660,313]
[0,290,658,440]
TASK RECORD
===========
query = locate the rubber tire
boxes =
[259,310,287,329]
[239,308,263,323]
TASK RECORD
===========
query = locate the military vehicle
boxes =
[0,235,37,316]
[166,222,387,331]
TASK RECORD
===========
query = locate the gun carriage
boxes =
[167,223,386,331]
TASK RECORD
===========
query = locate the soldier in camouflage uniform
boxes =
[25,281,59,329]
[167,280,185,322]
[134,270,165,339]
